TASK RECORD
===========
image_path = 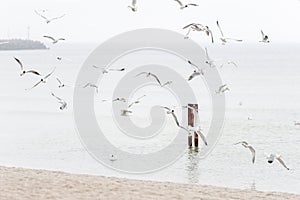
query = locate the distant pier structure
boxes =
[188,104,199,148]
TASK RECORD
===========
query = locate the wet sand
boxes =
[0,166,299,200]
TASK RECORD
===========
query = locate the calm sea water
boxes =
[0,43,299,194]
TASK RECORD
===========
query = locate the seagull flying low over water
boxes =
[216,84,230,94]
[183,23,214,43]
[188,69,204,81]
[265,153,289,170]
[14,57,41,77]
[102,97,127,103]
[92,65,125,74]
[35,10,65,24]
[174,0,198,9]
[51,92,67,110]
[234,141,256,164]
[26,67,56,90]
[128,0,137,12]
[128,95,146,108]
[260,30,270,43]
[83,83,99,93]
[204,47,217,68]
[216,21,243,45]
[43,36,65,44]
[135,72,172,87]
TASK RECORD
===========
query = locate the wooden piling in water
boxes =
[188,104,199,148]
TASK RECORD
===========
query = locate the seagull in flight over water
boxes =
[14,57,41,77]
[56,77,69,88]
[234,141,256,164]
[174,0,198,9]
[135,72,172,87]
[51,92,67,110]
[43,36,65,44]
[216,21,243,45]
[35,10,65,24]
[183,23,214,43]
[216,84,230,94]
[92,65,125,74]
[26,67,56,90]
[83,83,99,93]
[128,0,137,12]
[265,153,289,170]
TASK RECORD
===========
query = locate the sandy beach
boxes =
[0,166,299,200]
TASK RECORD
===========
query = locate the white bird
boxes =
[128,0,137,12]
[26,67,56,90]
[188,126,208,146]
[174,0,198,9]
[56,77,69,88]
[135,72,172,87]
[35,10,65,24]
[234,141,256,164]
[265,153,289,170]
[92,65,125,74]
[204,48,217,68]
[188,69,204,81]
[120,109,133,116]
[183,23,214,43]
[113,97,127,103]
[43,36,65,44]
[260,30,270,43]
[216,84,230,94]
[220,60,238,68]
[109,154,117,161]
[14,57,41,77]
[51,92,67,110]
[128,95,146,108]
[83,83,99,93]
[216,21,243,45]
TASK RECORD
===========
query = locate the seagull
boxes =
[43,36,65,44]
[14,57,41,77]
[109,154,117,161]
[216,84,230,94]
[113,97,127,102]
[26,67,56,90]
[260,30,270,43]
[92,65,125,74]
[174,0,198,9]
[265,153,289,170]
[83,83,99,93]
[216,21,243,45]
[204,48,217,68]
[128,95,146,108]
[35,10,65,24]
[128,0,137,12]
[56,77,69,88]
[187,60,202,71]
[188,69,204,81]
[234,141,256,164]
[220,60,238,68]
[188,126,208,146]
[183,23,214,43]
[120,109,133,116]
[135,72,172,87]
[51,92,67,110]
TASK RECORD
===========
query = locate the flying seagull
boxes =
[220,60,238,68]
[128,0,137,12]
[43,36,65,44]
[51,92,67,110]
[35,10,65,24]
[174,0,198,9]
[92,65,125,74]
[234,141,256,164]
[102,97,127,103]
[26,67,56,90]
[128,95,146,108]
[265,153,289,170]
[188,69,204,81]
[216,21,243,45]
[135,72,172,87]
[183,23,214,43]
[260,30,270,43]
[162,106,191,133]
[14,57,41,77]
[204,48,217,68]
[83,83,99,93]
[216,84,230,94]
[56,77,68,88]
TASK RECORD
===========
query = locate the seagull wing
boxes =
[205,47,210,61]
[276,156,289,170]
[25,70,41,76]
[247,145,256,164]
[26,80,42,90]
[171,112,180,127]
[225,38,243,42]
[14,57,23,71]
[51,92,62,101]
[57,38,65,41]
[56,77,62,85]
[43,36,56,42]
[234,141,248,145]
[183,23,195,29]
[136,95,146,101]
[197,130,208,145]
[261,30,265,39]
[44,67,56,79]
[149,73,162,85]
[174,0,183,6]
[188,60,200,70]
[188,72,199,81]
[216,21,224,37]
[49,14,66,22]
[135,72,148,77]
[34,10,48,20]
[162,106,172,111]
[187,3,198,6]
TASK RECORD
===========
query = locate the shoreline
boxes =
[0,166,299,200]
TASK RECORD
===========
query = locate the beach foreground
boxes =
[0,166,299,200]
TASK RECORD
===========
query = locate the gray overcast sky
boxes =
[1,0,300,43]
